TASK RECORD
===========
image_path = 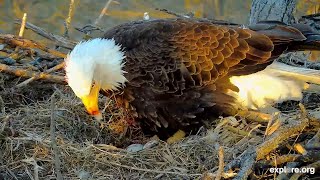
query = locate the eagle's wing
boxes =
[104,19,304,89]
[102,18,306,131]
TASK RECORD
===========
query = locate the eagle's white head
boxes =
[65,38,127,119]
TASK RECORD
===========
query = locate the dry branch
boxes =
[215,146,225,180]
[301,12,320,18]
[225,125,254,137]
[94,0,114,26]
[18,13,27,37]
[270,154,300,166]
[14,20,77,49]
[0,63,65,84]
[94,160,203,177]
[64,0,75,38]
[16,61,66,87]
[0,34,67,58]
[50,93,63,180]
[255,118,308,160]
[233,151,256,180]
[237,110,272,123]
[155,8,186,18]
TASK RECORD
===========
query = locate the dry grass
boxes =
[0,81,219,179]
[0,73,319,179]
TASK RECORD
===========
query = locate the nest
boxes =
[0,11,320,180]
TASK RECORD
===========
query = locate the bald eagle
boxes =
[65,18,320,136]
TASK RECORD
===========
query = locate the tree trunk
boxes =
[249,0,297,24]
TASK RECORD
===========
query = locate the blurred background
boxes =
[0,0,319,42]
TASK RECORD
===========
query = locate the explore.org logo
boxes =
[269,166,315,174]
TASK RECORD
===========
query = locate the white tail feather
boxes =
[304,83,320,92]
[266,61,320,85]
[229,61,320,110]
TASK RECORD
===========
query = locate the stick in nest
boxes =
[94,160,203,177]
[64,0,75,38]
[16,61,66,87]
[18,13,27,37]
[0,63,65,84]
[14,20,77,49]
[301,12,320,19]
[94,0,114,26]
[215,146,225,180]
[12,13,28,60]
[224,149,256,180]
[15,1,75,87]
[0,32,68,87]
[155,8,190,18]
[256,116,309,160]
[50,93,63,180]
[0,34,66,58]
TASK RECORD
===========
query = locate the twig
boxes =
[14,20,77,49]
[19,13,27,37]
[46,62,66,73]
[0,34,66,58]
[0,63,65,84]
[64,0,75,38]
[16,61,66,87]
[16,77,35,88]
[0,34,67,86]
[225,125,254,137]
[50,93,63,180]
[24,166,34,180]
[237,110,271,123]
[294,143,307,155]
[203,172,237,179]
[301,12,320,18]
[6,167,19,180]
[74,24,105,35]
[21,158,41,180]
[90,144,125,157]
[298,103,307,119]
[270,154,300,166]
[233,150,256,180]
[31,162,39,180]
[75,0,116,36]
[94,0,114,26]
[306,129,320,149]
[94,160,202,177]
[257,150,320,167]
[248,124,262,137]
[215,146,224,180]
[30,50,60,60]
[256,117,309,160]
[14,13,28,56]
[264,113,281,137]
[155,8,187,18]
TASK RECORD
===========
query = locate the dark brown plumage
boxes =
[98,18,320,136]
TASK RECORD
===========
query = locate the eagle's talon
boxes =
[166,130,186,144]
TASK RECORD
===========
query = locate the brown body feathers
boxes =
[103,18,320,136]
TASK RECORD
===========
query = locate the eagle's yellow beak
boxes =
[80,83,102,120]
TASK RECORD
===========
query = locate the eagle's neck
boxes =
[65,38,127,98]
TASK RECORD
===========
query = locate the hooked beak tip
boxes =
[93,112,103,121]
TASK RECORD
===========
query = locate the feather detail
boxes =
[229,61,320,110]
[266,61,320,84]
